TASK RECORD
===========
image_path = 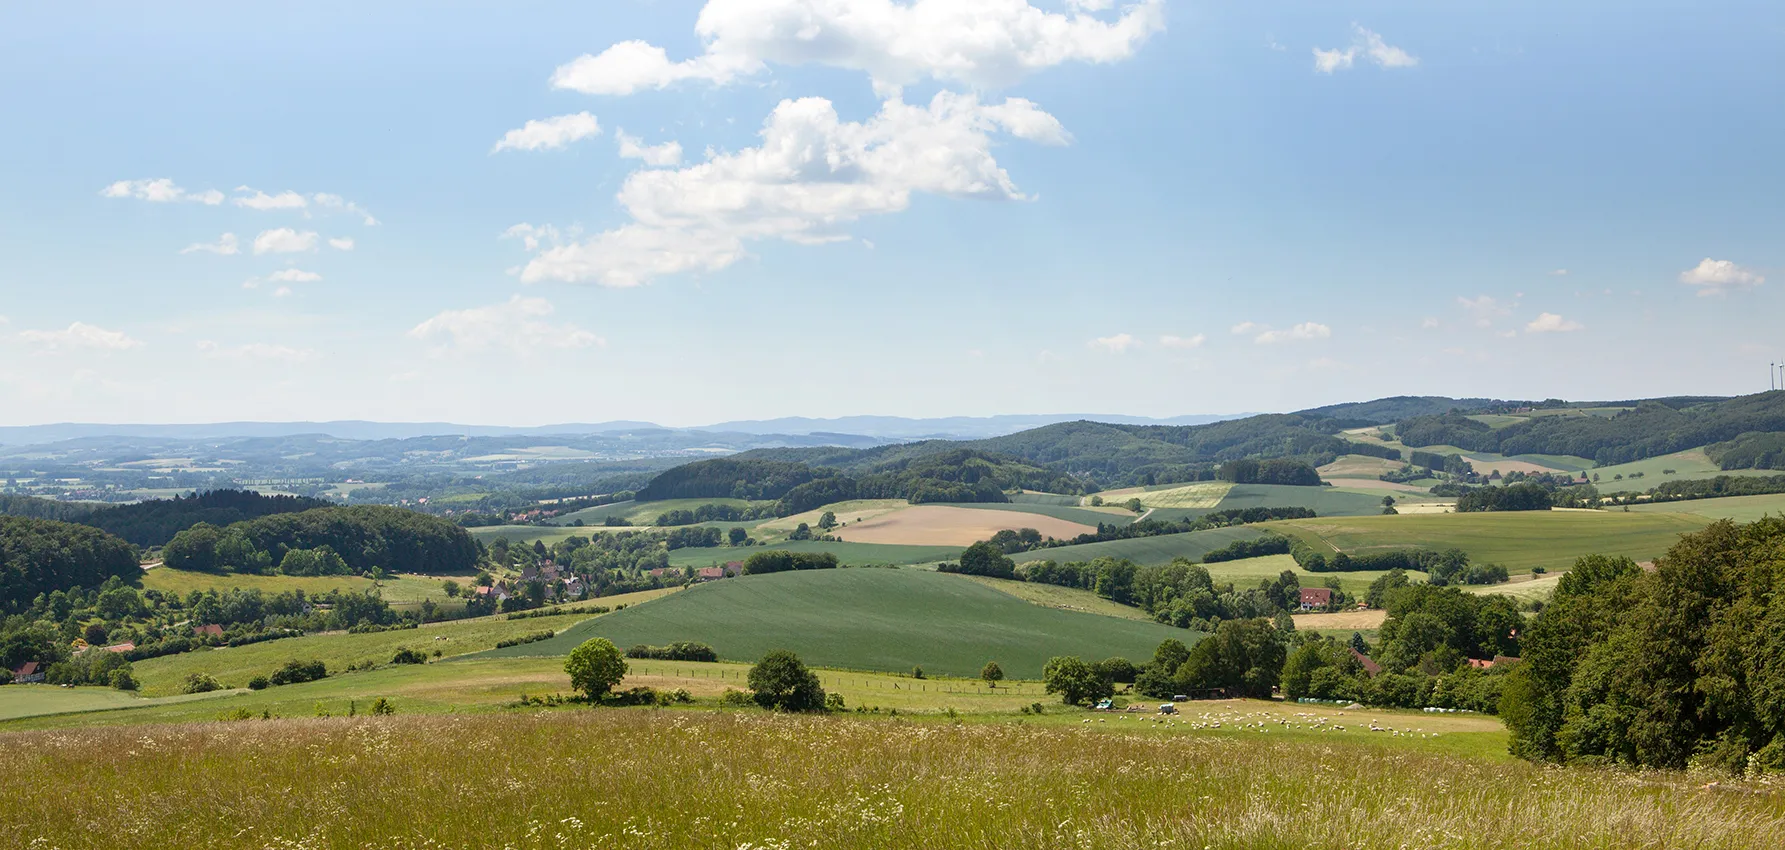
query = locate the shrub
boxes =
[108,668,139,691]
[182,673,224,694]
[623,641,718,662]
[719,689,754,707]
[268,660,327,686]
[247,676,270,691]
[494,630,557,649]
[565,638,627,701]
[747,650,827,712]
[391,647,427,665]
[370,697,395,716]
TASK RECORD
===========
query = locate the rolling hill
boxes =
[471,568,1194,678]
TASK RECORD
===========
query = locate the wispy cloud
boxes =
[1526,312,1584,333]
[1314,25,1418,74]
[1090,333,1139,353]
[180,233,240,255]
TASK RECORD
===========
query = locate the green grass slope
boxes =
[1213,484,1388,517]
[928,501,1137,527]
[1629,493,1785,523]
[1270,511,1712,573]
[471,568,1195,678]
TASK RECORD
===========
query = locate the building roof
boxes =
[1299,587,1334,605]
[193,624,224,638]
[1349,648,1383,677]
[697,567,725,578]
[103,642,136,653]
[12,661,38,677]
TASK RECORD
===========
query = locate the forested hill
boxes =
[162,505,478,576]
[1,517,140,612]
[734,415,1389,488]
[635,449,1085,510]
[0,490,331,548]
[1394,392,1785,465]
[1296,396,1512,423]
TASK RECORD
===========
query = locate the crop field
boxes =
[1213,483,1390,517]
[126,588,677,697]
[473,568,1193,678]
[666,539,961,568]
[1462,455,1570,476]
[1317,454,1406,479]
[1466,571,1565,604]
[955,574,1156,621]
[1630,493,1785,523]
[757,499,908,532]
[1270,510,1713,573]
[1292,608,1387,631]
[1134,482,1232,509]
[835,505,1099,546]
[0,684,235,722]
[928,500,1137,527]
[1009,490,1086,506]
[6,709,1782,849]
[1021,525,1268,565]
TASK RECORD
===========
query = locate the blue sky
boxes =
[1,1,1780,426]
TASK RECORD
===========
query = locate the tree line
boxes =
[162,505,478,576]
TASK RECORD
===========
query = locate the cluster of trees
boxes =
[1216,459,1322,486]
[1285,541,1509,586]
[1,517,141,613]
[1407,450,1476,476]
[1395,395,1785,466]
[1455,483,1554,513]
[1646,473,1785,504]
[624,641,718,662]
[1014,557,1349,629]
[162,506,477,576]
[0,489,331,548]
[654,503,777,526]
[662,526,725,550]
[1503,519,1785,774]
[636,459,819,502]
[741,551,840,574]
[1705,431,1785,470]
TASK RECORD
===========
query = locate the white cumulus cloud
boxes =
[491,112,603,153]
[519,92,1068,287]
[1159,333,1205,349]
[328,237,355,251]
[550,0,1166,95]
[19,322,143,351]
[409,295,602,355]
[1526,312,1584,333]
[1314,25,1418,74]
[233,188,309,211]
[253,228,320,255]
[100,178,223,205]
[180,233,240,255]
[1254,322,1332,344]
[1678,258,1764,296]
[1090,333,1139,353]
[616,131,685,166]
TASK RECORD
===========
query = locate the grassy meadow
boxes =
[5,709,1781,849]
[926,500,1138,527]
[1271,510,1712,573]
[1587,448,1773,493]
[1630,492,1785,523]
[473,568,1193,678]
[666,539,962,567]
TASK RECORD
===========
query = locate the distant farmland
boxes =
[1018,526,1268,565]
[473,568,1193,678]
[1271,511,1712,574]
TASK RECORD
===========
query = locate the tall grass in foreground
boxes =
[3,711,1782,849]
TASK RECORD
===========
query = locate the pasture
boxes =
[1021,525,1269,565]
[1270,510,1712,573]
[928,500,1138,527]
[127,588,677,697]
[472,568,1193,678]
[1630,493,1785,523]
[0,684,234,722]
[1213,483,1389,517]
[1133,481,1231,509]
[5,709,1780,849]
[835,505,1098,546]
[956,574,1157,621]
[1587,449,1774,493]
[1200,553,1428,594]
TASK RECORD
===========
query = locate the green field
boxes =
[1630,493,1785,523]
[954,574,1157,621]
[1200,553,1428,594]
[142,569,468,607]
[1022,526,1267,565]
[0,684,236,722]
[1272,510,1713,573]
[1213,483,1391,517]
[126,588,677,696]
[471,568,1195,678]
[5,707,1777,849]
[1586,449,1775,493]
[1008,491,1086,506]
[667,539,962,567]
[1134,482,1231,509]
[929,501,1136,527]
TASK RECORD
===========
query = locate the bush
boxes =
[182,673,224,694]
[370,697,395,715]
[719,689,755,707]
[391,647,427,665]
[268,659,327,686]
[742,550,839,574]
[747,650,827,712]
[247,675,270,691]
[494,630,558,649]
[108,668,139,691]
[1043,656,1113,706]
[624,641,718,662]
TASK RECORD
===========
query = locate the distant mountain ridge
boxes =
[0,413,1253,446]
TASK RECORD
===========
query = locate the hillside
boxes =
[0,516,141,611]
[474,568,1192,678]
[1395,393,1785,465]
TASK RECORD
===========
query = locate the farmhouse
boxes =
[10,661,44,684]
[102,642,136,654]
[1297,587,1333,612]
[724,561,745,577]
[1349,648,1383,677]
[697,567,725,581]
[192,624,224,639]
